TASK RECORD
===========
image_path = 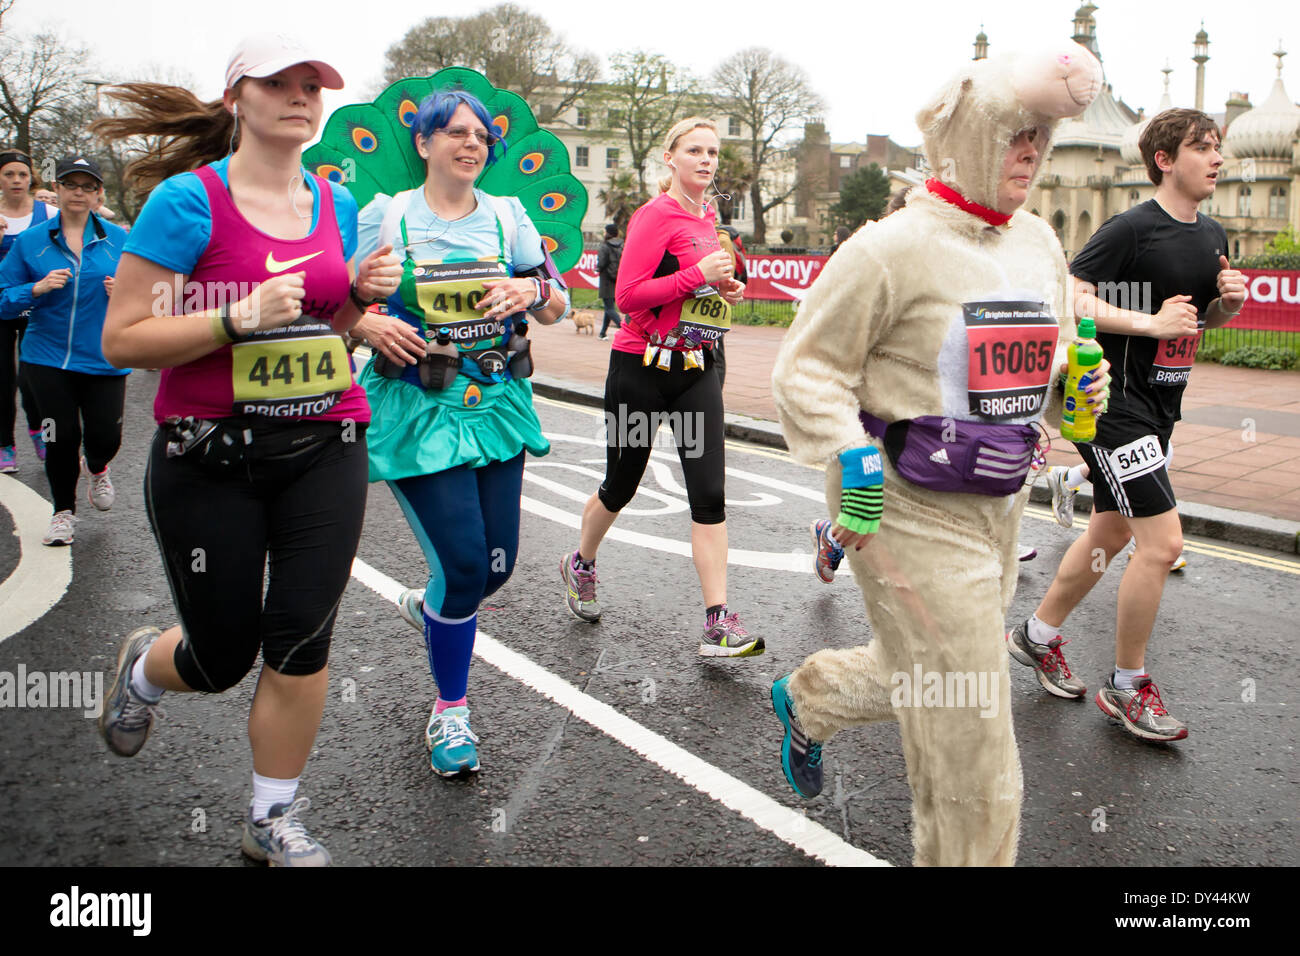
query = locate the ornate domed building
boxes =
[1217,46,1299,257]
[977,5,1298,259]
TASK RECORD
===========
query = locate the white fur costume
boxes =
[771,43,1102,866]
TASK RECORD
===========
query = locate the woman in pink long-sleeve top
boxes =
[557,116,762,658]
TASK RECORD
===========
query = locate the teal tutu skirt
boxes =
[359,360,550,482]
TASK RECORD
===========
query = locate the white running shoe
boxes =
[83,457,115,511]
[42,510,77,546]
[1046,466,1076,528]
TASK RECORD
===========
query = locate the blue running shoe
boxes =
[425,705,481,777]
[811,519,844,584]
[771,674,823,798]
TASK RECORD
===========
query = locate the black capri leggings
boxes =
[18,362,124,513]
[144,421,368,692]
[598,347,726,524]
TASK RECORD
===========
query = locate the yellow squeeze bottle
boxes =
[1060,317,1104,443]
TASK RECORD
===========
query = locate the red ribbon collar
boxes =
[925,178,1011,227]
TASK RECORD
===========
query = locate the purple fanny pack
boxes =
[860,411,1039,497]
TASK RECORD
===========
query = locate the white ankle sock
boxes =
[129,655,165,702]
[252,773,300,821]
[1027,614,1058,646]
[1113,667,1144,690]
[1066,465,1089,489]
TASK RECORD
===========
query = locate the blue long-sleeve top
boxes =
[0,210,129,375]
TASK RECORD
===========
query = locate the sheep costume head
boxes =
[917,41,1103,212]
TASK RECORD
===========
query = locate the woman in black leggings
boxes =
[559,116,760,657]
[93,39,399,866]
[0,155,127,545]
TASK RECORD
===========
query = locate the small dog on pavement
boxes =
[572,311,595,335]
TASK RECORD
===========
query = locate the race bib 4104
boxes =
[413,259,510,347]
[963,300,1058,421]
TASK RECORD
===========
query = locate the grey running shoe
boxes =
[1007,619,1086,698]
[42,510,77,546]
[560,551,601,622]
[700,612,765,658]
[83,457,115,511]
[241,797,332,866]
[99,626,163,756]
[398,588,425,633]
[1046,466,1076,528]
[1096,674,1188,742]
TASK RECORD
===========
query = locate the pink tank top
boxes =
[152,165,369,424]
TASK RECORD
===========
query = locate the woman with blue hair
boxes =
[350,89,569,777]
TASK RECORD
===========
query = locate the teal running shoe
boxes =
[425,705,481,777]
[771,674,823,798]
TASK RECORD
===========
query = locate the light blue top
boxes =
[354,187,546,274]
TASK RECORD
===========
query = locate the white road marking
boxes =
[0,476,73,645]
[520,495,811,572]
[349,555,889,867]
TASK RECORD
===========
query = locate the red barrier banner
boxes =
[1237,269,1300,332]
[561,251,829,301]
[560,259,1300,329]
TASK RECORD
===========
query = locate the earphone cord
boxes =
[288,174,309,223]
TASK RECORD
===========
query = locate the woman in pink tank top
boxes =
[93,35,401,867]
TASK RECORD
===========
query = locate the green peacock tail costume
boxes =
[303,67,587,272]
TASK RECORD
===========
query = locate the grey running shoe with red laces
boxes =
[1096,674,1188,741]
[1007,619,1087,698]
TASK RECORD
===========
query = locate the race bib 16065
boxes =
[963,300,1058,421]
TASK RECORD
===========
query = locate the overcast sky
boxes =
[10,0,1298,146]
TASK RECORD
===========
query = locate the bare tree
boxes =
[0,31,92,159]
[382,3,599,119]
[711,48,824,244]
[601,51,694,197]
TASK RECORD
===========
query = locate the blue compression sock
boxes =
[422,610,477,702]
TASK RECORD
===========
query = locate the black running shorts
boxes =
[1076,431,1176,519]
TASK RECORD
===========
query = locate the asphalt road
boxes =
[0,373,1295,867]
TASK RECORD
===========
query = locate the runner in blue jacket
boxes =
[0,155,129,545]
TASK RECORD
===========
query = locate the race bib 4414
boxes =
[963,300,1057,421]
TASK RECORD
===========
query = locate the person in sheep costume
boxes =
[769,41,1109,866]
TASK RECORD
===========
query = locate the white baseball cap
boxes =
[224,33,344,92]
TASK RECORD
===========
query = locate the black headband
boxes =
[0,151,33,170]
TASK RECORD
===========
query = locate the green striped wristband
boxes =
[836,486,882,535]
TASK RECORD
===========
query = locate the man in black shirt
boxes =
[1008,109,1246,742]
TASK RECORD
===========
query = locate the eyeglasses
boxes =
[435,126,498,148]
[57,180,101,194]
